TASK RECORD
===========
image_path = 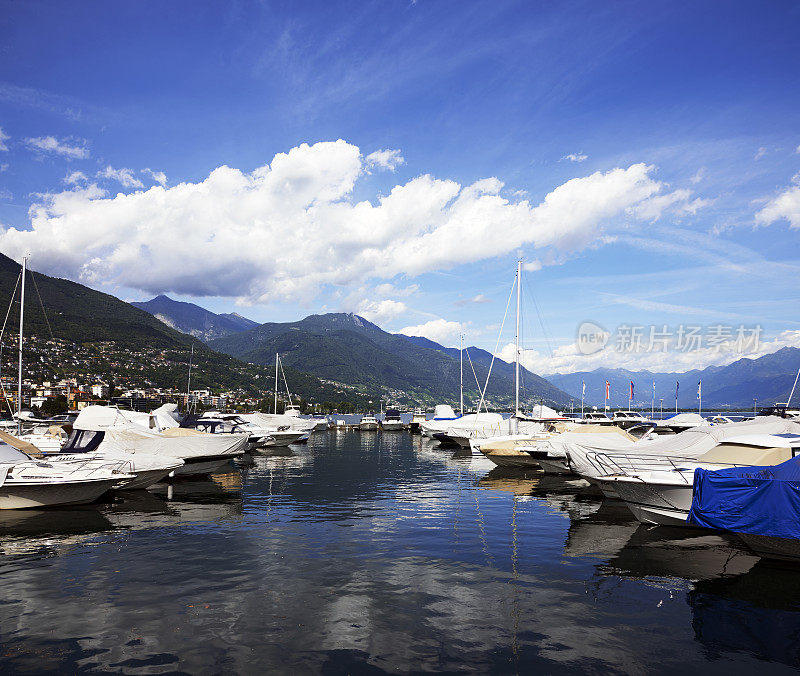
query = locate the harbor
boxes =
[0,429,796,673]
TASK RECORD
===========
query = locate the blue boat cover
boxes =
[687,456,800,538]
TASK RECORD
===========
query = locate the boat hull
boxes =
[536,458,573,475]
[0,477,124,510]
[172,456,236,477]
[119,468,176,491]
[598,477,693,526]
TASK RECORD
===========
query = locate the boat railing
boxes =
[584,451,702,481]
[29,457,133,478]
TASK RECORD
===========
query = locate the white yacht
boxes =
[69,406,248,477]
[586,420,800,525]
[0,441,134,509]
[409,409,427,434]
[380,409,406,431]
[359,414,379,431]
[610,410,656,432]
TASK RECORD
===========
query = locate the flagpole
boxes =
[698,380,702,416]
[581,380,584,418]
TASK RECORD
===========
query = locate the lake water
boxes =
[0,430,799,674]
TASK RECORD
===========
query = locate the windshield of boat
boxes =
[0,442,31,463]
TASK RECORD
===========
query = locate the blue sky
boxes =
[0,1,798,374]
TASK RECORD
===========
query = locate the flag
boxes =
[629,380,634,401]
[581,381,586,397]
[605,380,609,400]
[675,381,679,400]
[652,380,656,397]
[697,381,702,399]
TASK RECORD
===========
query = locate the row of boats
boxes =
[419,402,800,561]
[0,404,325,510]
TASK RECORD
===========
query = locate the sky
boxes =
[0,0,799,376]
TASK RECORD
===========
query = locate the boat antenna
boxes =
[274,352,279,414]
[17,256,26,435]
[186,342,194,412]
[514,259,521,433]
[459,333,464,415]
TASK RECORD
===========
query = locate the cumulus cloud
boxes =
[397,318,463,345]
[63,170,88,185]
[561,153,587,163]
[97,166,144,189]
[24,135,89,159]
[365,148,405,172]
[500,329,800,376]
[756,180,800,229]
[142,168,167,186]
[0,140,698,303]
[356,298,408,323]
[0,127,9,152]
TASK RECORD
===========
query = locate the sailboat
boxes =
[0,257,136,508]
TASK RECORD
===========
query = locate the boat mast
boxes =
[787,367,800,408]
[274,353,279,414]
[17,256,26,434]
[514,259,521,432]
[459,333,464,415]
[186,342,194,411]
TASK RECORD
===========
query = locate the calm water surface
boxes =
[0,431,799,674]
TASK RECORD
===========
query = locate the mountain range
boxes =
[132,295,258,342]
[207,312,571,407]
[547,346,800,409]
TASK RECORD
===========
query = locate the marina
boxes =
[0,429,799,673]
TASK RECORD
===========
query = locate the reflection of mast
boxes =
[514,260,521,433]
[510,493,520,664]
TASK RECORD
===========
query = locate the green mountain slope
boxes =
[209,312,572,407]
[0,254,347,403]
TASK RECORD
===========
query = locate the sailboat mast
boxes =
[459,333,464,415]
[514,260,521,421]
[186,343,194,410]
[17,257,26,431]
[274,353,279,414]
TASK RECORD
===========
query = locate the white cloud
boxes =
[374,282,418,297]
[796,144,800,154]
[0,163,8,173]
[523,260,542,272]
[626,188,712,222]
[142,168,167,186]
[690,167,706,184]
[455,293,491,307]
[397,318,463,345]
[756,183,800,229]
[0,127,9,152]
[0,140,694,303]
[97,166,144,189]
[63,170,88,185]
[24,136,89,159]
[754,146,767,160]
[501,329,800,376]
[0,188,12,201]
[365,148,405,172]
[356,298,408,323]
[561,153,587,163]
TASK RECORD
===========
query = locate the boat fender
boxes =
[0,467,7,487]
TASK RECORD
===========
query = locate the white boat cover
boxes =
[567,416,800,480]
[661,413,709,428]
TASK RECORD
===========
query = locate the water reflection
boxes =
[0,431,799,673]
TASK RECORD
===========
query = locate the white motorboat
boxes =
[610,410,656,433]
[380,409,406,431]
[0,441,135,509]
[593,429,800,526]
[419,405,460,438]
[470,432,551,467]
[409,409,427,434]
[652,412,710,434]
[359,414,379,431]
[69,406,248,477]
[577,412,613,426]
